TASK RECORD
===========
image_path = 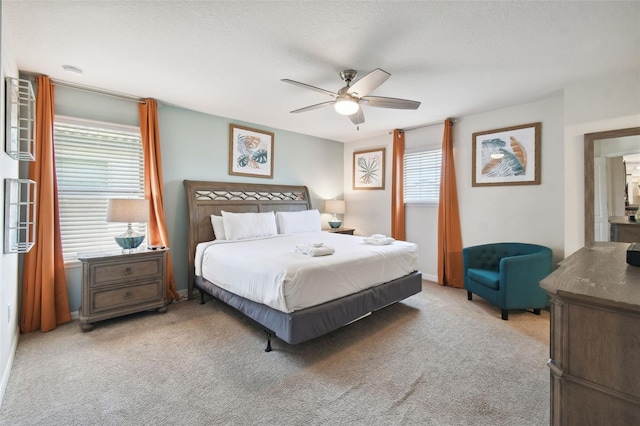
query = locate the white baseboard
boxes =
[176,289,188,301]
[422,273,438,282]
[0,325,20,410]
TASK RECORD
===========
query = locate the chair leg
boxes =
[501,310,509,320]
[467,291,472,301]
[533,309,541,315]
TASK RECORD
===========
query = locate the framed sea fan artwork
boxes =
[229,124,274,179]
[353,147,385,190]
[472,122,541,187]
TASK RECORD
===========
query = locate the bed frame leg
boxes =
[199,290,206,305]
[265,332,273,353]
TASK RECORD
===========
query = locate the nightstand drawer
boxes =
[91,258,162,287]
[91,281,162,312]
[78,249,168,331]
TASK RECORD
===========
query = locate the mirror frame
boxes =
[584,126,640,246]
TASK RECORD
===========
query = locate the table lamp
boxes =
[325,199,345,229]
[106,198,149,252]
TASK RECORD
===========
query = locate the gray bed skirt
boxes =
[195,271,422,345]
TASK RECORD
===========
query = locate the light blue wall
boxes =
[55,87,139,126]
[157,104,344,293]
[55,89,344,310]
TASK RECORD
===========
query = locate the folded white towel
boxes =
[371,234,386,239]
[295,244,335,257]
[363,236,395,245]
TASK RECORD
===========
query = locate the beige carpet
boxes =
[0,281,550,425]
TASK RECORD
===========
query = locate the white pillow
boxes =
[221,211,278,241]
[276,209,321,234]
[210,215,227,240]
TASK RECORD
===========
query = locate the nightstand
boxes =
[323,227,355,235]
[78,248,168,331]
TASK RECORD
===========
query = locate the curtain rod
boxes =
[50,79,146,104]
[17,71,145,105]
[389,118,457,134]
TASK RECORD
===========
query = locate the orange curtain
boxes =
[437,119,464,287]
[391,129,405,240]
[20,76,71,333]
[139,99,179,301]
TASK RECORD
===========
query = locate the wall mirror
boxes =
[584,127,640,246]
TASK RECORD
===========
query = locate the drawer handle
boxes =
[547,359,563,378]
[124,267,133,275]
[124,291,133,300]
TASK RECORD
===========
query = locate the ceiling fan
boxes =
[281,68,421,125]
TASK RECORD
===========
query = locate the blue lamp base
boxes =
[329,221,342,229]
[115,224,145,252]
[115,235,145,250]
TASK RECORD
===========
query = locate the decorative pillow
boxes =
[221,211,278,241]
[276,209,321,234]
[210,215,227,240]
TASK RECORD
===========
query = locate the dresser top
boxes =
[78,247,168,261]
[609,216,640,226]
[540,242,640,307]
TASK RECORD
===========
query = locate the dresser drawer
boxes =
[91,258,162,287]
[91,280,163,313]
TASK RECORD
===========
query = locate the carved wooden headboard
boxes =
[183,180,312,299]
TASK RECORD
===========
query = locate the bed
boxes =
[184,180,422,351]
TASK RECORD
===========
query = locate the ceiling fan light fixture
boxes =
[282,68,419,124]
[334,98,359,115]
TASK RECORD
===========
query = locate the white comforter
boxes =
[195,232,418,313]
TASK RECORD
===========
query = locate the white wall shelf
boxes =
[4,179,37,254]
[5,77,36,161]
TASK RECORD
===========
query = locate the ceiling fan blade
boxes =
[281,79,337,98]
[348,108,365,125]
[290,101,334,114]
[361,95,421,110]
[347,68,390,97]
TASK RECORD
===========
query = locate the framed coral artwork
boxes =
[353,147,385,190]
[229,124,274,179]
[472,122,541,187]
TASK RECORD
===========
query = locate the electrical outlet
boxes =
[7,304,11,323]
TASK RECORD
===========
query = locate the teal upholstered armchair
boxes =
[462,242,552,320]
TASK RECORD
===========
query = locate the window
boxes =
[54,117,145,261]
[404,149,442,204]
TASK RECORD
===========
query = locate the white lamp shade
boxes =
[325,199,346,215]
[334,98,359,115]
[107,198,150,223]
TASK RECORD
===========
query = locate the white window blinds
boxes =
[404,149,442,204]
[54,117,145,261]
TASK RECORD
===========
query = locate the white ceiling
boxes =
[3,1,640,143]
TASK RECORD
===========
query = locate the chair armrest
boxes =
[500,251,552,299]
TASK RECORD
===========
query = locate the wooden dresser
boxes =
[540,242,640,425]
[78,248,168,331]
[609,216,640,243]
